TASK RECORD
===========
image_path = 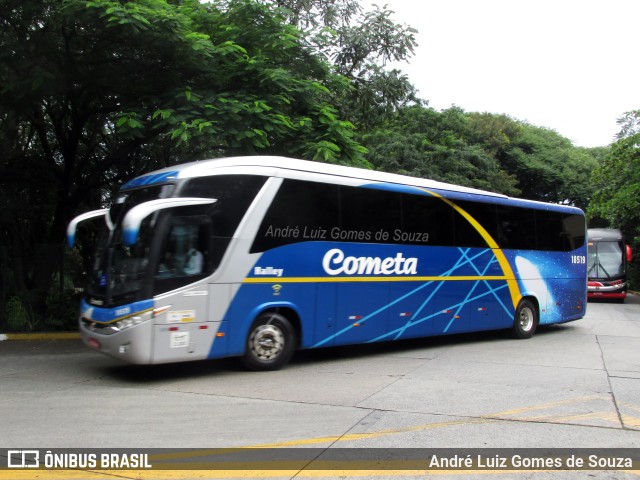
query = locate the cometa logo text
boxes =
[322,248,418,276]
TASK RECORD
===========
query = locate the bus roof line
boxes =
[122,156,584,213]
[130,156,508,200]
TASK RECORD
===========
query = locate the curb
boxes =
[0,332,81,341]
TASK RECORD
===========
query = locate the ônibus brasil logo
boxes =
[322,248,418,276]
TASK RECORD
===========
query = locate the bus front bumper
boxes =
[587,280,627,299]
[80,317,154,364]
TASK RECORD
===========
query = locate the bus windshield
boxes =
[87,185,175,303]
[588,241,624,279]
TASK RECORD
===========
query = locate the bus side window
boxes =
[340,186,401,241]
[251,180,339,252]
[155,220,211,293]
[496,205,536,250]
[157,224,201,276]
[402,193,454,246]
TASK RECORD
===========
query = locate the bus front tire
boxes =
[511,299,537,339]
[241,312,296,371]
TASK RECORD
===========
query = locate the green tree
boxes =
[589,110,640,263]
[0,0,366,328]
[269,0,361,29]
[363,106,601,206]
[265,0,419,129]
[468,114,599,209]
[330,4,419,129]
[363,106,520,195]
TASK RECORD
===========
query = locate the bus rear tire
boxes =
[241,312,296,371]
[511,298,537,339]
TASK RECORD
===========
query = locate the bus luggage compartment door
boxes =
[152,287,217,363]
[332,282,389,346]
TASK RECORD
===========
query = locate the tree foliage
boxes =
[264,0,419,129]
[0,0,369,328]
[362,106,600,206]
[588,110,640,288]
[486,121,599,209]
[589,110,640,231]
[362,106,520,195]
[269,0,361,29]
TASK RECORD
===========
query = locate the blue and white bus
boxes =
[67,156,587,370]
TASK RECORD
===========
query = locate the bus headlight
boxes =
[112,310,153,332]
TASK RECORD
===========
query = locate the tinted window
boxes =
[457,202,584,252]
[562,213,586,251]
[402,193,454,246]
[179,174,267,273]
[340,187,401,243]
[535,210,586,252]
[181,175,267,237]
[534,210,562,251]
[251,178,585,253]
[252,180,339,252]
[497,205,536,250]
[454,200,496,248]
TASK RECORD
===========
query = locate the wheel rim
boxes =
[249,324,284,361]
[519,306,534,332]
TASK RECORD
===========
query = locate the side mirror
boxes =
[67,209,112,247]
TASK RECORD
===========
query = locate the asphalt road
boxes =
[1,295,639,479]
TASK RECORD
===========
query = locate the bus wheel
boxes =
[511,299,537,339]
[241,312,296,371]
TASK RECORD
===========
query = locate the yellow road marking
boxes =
[623,415,640,428]
[516,411,621,425]
[481,395,607,418]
